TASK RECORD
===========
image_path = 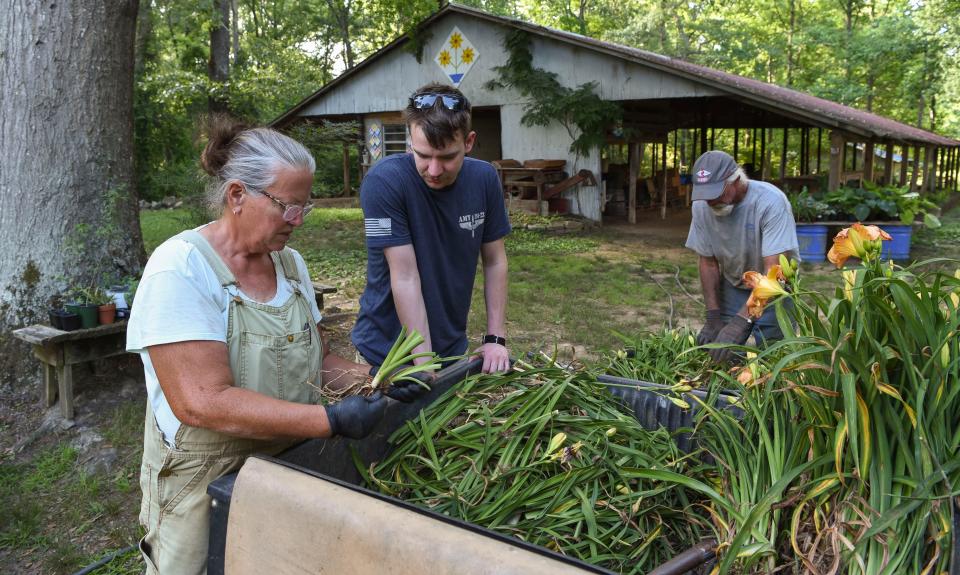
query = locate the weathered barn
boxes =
[273,3,960,222]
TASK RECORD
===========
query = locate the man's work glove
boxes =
[697,309,726,346]
[325,392,387,439]
[368,366,434,403]
[708,315,754,365]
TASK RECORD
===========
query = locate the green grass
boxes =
[0,406,145,574]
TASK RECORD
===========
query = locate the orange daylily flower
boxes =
[827,223,892,268]
[742,265,788,318]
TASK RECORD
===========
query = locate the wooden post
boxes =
[752,128,758,166]
[660,139,668,220]
[954,148,959,192]
[951,148,957,192]
[952,148,958,192]
[910,145,921,192]
[937,147,945,190]
[883,143,894,185]
[672,130,678,168]
[828,131,844,192]
[900,145,909,186]
[710,127,715,150]
[816,128,822,173]
[926,146,937,193]
[759,128,766,178]
[733,128,739,162]
[799,128,807,174]
[342,142,351,196]
[689,129,696,165]
[700,123,708,153]
[628,142,639,224]
[949,148,955,192]
[863,141,875,183]
[779,128,788,180]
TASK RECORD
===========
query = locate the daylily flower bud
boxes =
[547,432,566,454]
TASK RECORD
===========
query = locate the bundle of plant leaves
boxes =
[355,366,711,574]
[602,328,712,387]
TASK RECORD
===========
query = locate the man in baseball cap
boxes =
[684,150,800,364]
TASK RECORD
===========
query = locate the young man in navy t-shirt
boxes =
[351,83,511,375]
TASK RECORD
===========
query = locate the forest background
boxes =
[137,0,960,201]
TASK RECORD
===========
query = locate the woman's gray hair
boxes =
[204,127,315,215]
[725,167,748,185]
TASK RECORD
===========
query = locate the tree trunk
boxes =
[0,1,144,385]
[209,0,231,113]
[327,0,355,70]
[134,0,153,78]
[231,0,242,65]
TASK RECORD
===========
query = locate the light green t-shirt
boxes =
[685,180,800,289]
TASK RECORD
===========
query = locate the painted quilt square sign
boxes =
[434,26,477,86]
[367,121,382,161]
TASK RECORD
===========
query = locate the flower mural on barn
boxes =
[434,26,478,87]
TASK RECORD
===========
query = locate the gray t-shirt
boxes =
[685,180,799,289]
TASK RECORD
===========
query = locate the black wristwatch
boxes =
[482,334,506,346]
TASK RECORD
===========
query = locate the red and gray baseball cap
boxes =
[691,151,739,201]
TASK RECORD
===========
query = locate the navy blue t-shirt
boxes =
[351,154,511,365]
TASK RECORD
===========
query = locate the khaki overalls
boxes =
[138,230,322,575]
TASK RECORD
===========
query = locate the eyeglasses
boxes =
[255,188,313,223]
[410,92,468,112]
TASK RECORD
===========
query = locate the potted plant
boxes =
[822,184,941,260]
[65,286,99,329]
[788,188,835,263]
[85,285,117,325]
[48,294,81,331]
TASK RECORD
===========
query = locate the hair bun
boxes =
[200,114,251,176]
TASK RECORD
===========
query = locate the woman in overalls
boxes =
[127,117,417,574]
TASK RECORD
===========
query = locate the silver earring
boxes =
[233,208,240,215]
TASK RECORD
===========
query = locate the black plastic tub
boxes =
[596,374,742,454]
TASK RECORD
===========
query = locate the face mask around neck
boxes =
[710,203,735,217]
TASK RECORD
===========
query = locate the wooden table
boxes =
[12,321,128,420]
[13,283,337,421]
[497,167,567,215]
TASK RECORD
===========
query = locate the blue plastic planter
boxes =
[795,223,828,263]
[880,224,912,260]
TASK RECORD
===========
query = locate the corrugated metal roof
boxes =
[274,3,959,148]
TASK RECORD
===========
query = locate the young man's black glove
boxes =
[708,315,753,364]
[368,366,434,403]
[697,309,726,345]
[325,392,386,439]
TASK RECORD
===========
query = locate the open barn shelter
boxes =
[273,3,960,223]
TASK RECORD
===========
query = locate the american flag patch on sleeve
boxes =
[364,218,392,237]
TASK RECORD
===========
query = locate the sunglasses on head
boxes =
[410,92,468,112]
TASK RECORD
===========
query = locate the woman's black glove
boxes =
[708,315,754,364]
[325,392,386,439]
[697,309,726,345]
[368,366,433,403]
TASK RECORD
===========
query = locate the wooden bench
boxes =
[12,321,128,421]
[311,282,337,311]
